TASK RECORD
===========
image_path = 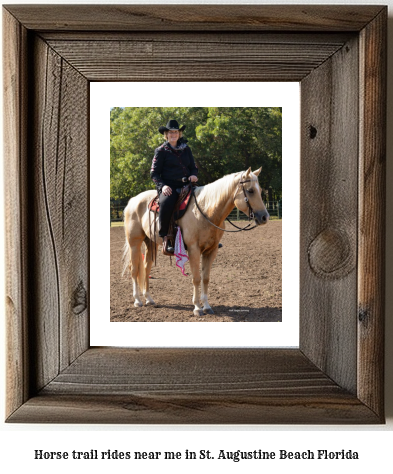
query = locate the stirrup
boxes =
[162,236,174,256]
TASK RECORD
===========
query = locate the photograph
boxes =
[110,107,282,322]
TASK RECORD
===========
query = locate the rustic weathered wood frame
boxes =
[3,5,386,424]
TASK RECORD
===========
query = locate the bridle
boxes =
[192,173,259,232]
[235,176,255,220]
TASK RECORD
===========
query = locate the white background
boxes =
[1,0,392,472]
[90,82,299,347]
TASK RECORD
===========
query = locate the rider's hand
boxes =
[189,175,198,183]
[162,185,172,196]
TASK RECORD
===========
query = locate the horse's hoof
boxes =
[193,309,204,317]
[134,301,143,307]
[203,308,214,315]
[145,300,156,306]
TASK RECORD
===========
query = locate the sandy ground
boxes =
[110,220,282,322]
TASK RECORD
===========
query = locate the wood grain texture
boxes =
[9,392,378,425]
[358,9,387,417]
[7,348,379,424]
[3,5,384,32]
[28,36,89,391]
[3,9,30,418]
[300,36,359,394]
[3,5,386,424]
[45,37,347,82]
[40,31,354,44]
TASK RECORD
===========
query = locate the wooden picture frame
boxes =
[3,5,386,424]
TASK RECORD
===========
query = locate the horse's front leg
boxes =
[188,245,204,317]
[201,247,219,315]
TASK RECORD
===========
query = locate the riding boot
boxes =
[162,236,174,256]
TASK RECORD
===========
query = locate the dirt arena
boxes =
[110,220,282,322]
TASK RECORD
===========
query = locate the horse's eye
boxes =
[247,188,254,194]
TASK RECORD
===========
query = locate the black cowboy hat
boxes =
[158,119,186,134]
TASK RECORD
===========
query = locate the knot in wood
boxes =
[308,228,354,279]
[358,307,371,328]
[309,125,317,139]
[73,281,87,315]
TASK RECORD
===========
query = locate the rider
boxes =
[150,120,198,255]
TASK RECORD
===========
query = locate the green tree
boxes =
[110,107,282,201]
[194,107,282,199]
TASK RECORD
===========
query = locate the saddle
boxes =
[149,185,193,221]
[148,185,193,262]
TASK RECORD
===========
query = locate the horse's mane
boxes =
[194,171,242,212]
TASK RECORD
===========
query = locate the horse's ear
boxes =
[253,167,262,176]
[244,167,252,177]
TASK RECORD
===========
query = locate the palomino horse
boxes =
[123,167,269,316]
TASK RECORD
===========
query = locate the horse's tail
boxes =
[122,239,146,293]
[121,241,130,277]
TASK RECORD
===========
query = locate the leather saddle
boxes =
[149,185,193,221]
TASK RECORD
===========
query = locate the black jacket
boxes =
[150,139,198,192]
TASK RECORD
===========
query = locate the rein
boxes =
[191,175,258,233]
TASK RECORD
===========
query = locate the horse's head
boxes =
[233,167,269,226]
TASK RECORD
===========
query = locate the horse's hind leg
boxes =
[143,238,158,305]
[201,248,218,315]
[188,245,204,317]
[128,239,144,307]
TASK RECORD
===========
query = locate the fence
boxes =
[227,201,282,221]
[110,201,281,226]
[111,204,125,224]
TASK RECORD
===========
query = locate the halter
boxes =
[192,173,258,232]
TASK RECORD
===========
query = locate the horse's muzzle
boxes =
[254,210,269,225]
